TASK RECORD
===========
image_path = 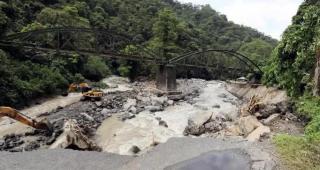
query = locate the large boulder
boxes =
[145,106,163,112]
[228,116,262,136]
[123,99,137,111]
[184,120,206,136]
[184,112,227,136]
[246,125,270,142]
[189,111,213,126]
[151,96,168,106]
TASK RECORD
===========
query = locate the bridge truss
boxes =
[0,27,262,77]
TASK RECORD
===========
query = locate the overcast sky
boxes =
[177,0,303,39]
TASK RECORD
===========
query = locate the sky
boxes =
[177,0,303,39]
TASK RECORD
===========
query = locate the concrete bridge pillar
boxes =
[156,65,177,92]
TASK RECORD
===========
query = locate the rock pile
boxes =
[227,95,295,142]
[184,112,227,136]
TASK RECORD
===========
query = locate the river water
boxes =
[95,80,240,155]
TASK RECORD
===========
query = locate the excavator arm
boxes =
[0,107,53,133]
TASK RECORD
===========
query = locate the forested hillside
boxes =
[264,0,320,97]
[0,0,276,107]
[263,1,320,169]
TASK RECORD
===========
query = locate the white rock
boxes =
[189,111,213,126]
[129,106,137,114]
[246,125,270,142]
[167,100,174,105]
[101,108,109,115]
[228,116,263,136]
[80,112,94,121]
[151,96,168,106]
[145,106,163,112]
[95,101,102,107]
[123,99,137,110]
[239,116,262,135]
[263,114,280,125]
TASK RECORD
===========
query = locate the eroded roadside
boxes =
[0,77,304,170]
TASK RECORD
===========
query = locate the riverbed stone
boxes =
[229,116,263,136]
[184,120,206,136]
[262,114,280,125]
[95,101,103,107]
[246,125,270,142]
[80,113,94,122]
[145,106,163,112]
[189,111,213,126]
[129,106,137,114]
[101,108,109,115]
[167,100,174,105]
[119,113,136,121]
[212,104,221,108]
[159,120,168,128]
[151,96,168,106]
[123,99,137,110]
[129,145,141,154]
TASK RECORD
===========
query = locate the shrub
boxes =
[118,65,131,77]
[73,73,86,83]
[83,56,111,81]
[0,50,69,107]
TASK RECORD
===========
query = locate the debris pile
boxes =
[226,92,297,142]
[184,112,227,136]
[49,119,101,151]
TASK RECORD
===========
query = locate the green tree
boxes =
[22,5,90,31]
[239,39,274,67]
[83,56,111,81]
[149,8,181,60]
[263,1,320,96]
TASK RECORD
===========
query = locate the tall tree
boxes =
[149,8,181,61]
[239,39,274,66]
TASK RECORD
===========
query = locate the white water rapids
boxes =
[95,80,240,155]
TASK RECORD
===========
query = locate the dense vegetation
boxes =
[0,0,276,107]
[263,0,320,97]
[263,1,320,169]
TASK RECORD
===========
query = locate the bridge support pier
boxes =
[156,65,177,92]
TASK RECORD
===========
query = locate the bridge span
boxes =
[0,27,262,91]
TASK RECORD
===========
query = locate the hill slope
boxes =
[264,0,320,96]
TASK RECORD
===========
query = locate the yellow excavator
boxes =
[68,83,104,101]
[68,83,92,93]
[81,89,104,101]
[0,107,53,133]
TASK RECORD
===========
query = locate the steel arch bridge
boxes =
[0,27,262,90]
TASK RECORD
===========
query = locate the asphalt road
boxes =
[0,137,276,170]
